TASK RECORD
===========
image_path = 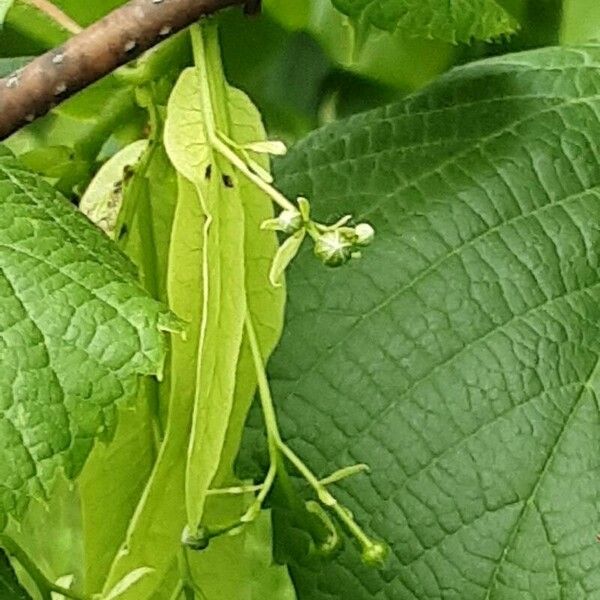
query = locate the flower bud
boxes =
[354,223,375,247]
[277,209,303,234]
[181,525,210,551]
[314,230,353,267]
[361,542,388,567]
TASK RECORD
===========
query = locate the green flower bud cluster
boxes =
[313,222,375,268]
[261,197,375,285]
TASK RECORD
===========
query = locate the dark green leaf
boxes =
[255,44,600,598]
[0,549,30,599]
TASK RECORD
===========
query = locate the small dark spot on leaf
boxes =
[118,224,128,240]
[205,164,212,180]
[222,174,234,188]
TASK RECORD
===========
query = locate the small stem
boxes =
[207,463,369,497]
[241,463,277,522]
[22,0,82,34]
[244,313,283,454]
[0,535,87,600]
[168,581,184,600]
[277,444,377,552]
[211,136,296,212]
[190,23,218,143]
[207,482,264,496]
[245,310,379,551]
[319,463,370,486]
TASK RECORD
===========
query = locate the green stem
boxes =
[319,463,370,486]
[211,136,296,212]
[0,536,87,600]
[277,444,377,552]
[244,312,283,455]
[244,311,380,553]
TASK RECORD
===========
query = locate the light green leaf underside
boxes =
[0,147,175,525]
[331,0,517,42]
[561,0,600,44]
[100,144,190,597]
[100,176,205,599]
[165,64,248,532]
[88,131,179,597]
[259,45,600,598]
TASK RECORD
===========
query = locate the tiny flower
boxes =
[314,230,354,267]
[277,209,303,234]
[181,525,210,551]
[361,542,388,567]
[261,209,303,234]
[354,223,375,247]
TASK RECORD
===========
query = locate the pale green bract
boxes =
[254,45,600,598]
[102,27,288,599]
[0,147,176,528]
[329,0,516,42]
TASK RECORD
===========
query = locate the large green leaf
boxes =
[252,45,600,598]
[0,147,176,527]
[328,0,517,42]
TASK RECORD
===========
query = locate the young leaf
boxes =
[329,0,517,43]
[0,146,177,527]
[248,45,600,597]
[104,57,286,596]
[0,548,30,599]
[82,109,179,596]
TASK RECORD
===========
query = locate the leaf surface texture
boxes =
[0,148,174,525]
[254,45,600,599]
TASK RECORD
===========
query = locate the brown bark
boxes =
[0,0,244,140]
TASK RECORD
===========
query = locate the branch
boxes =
[0,0,245,140]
